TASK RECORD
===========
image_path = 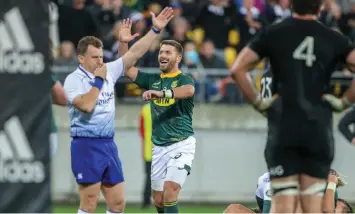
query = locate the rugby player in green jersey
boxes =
[49,73,67,156]
[130,39,195,213]
[49,40,67,157]
[118,12,195,212]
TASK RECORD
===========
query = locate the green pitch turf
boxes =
[53,204,249,213]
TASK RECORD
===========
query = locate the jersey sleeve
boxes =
[336,34,355,63]
[248,29,269,59]
[64,74,82,104]
[263,182,271,201]
[106,57,124,84]
[179,74,195,86]
[133,70,153,90]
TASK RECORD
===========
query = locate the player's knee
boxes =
[80,193,99,213]
[105,190,125,212]
[163,181,180,202]
[106,197,125,213]
[224,204,246,213]
[153,194,164,208]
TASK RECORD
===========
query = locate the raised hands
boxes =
[151,7,174,30]
[118,18,140,43]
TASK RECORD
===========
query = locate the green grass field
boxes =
[53,202,355,213]
[53,203,251,213]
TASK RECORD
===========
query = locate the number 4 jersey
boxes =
[249,17,354,120]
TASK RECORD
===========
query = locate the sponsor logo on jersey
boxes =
[171,80,178,88]
[153,98,175,106]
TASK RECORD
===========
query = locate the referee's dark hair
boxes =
[77,36,103,56]
[291,0,322,15]
[160,40,183,55]
[338,198,353,213]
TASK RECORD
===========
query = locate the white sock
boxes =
[78,208,90,214]
[106,210,123,214]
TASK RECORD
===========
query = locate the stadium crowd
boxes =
[50,0,355,103]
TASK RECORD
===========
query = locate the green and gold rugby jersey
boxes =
[134,70,195,146]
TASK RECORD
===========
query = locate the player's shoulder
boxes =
[261,172,270,183]
[258,172,270,184]
[64,68,86,84]
[178,73,195,83]
[179,73,194,79]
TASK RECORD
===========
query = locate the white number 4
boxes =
[292,36,316,67]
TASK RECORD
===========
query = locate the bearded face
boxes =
[158,44,180,73]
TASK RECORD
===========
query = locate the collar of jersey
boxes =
[160,70,182,78]
[78,65,95,79]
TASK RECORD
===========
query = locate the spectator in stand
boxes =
[141,38,161,68]
[199,39,227,69]
[55,41,79,66]
[195,0,237,57]
[236,0,267,52]
[179,0,205,24]
[122,0,147,11]
[183,41,200,69]
[337,0,352,14]
[129,11,147,46]
[340,0,355,42]
[264,0,291,23]
[197,40,224,102]
[171,0,183,17]
[86,0,131,37]
[319,0,342,31]
[102,21,121,62]
[58,0,99,47]
[168,16,192,47]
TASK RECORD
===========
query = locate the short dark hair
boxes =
[338,199,353,213]
[160,40,183,55]
[291,0,322,15]
[77,36,103,56]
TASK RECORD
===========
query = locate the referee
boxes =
[139,103,153,208]
[338,106,355,145]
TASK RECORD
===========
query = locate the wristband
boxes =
[151,26,161,34]
[327,182,336,191]
[93,76,104,90]
[163,89,174,98]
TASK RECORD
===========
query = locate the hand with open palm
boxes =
[151,7,175,30]
[118,18,139,43]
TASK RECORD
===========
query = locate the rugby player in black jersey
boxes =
[230,0,355,212]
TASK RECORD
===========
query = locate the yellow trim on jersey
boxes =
[160,70,182,78]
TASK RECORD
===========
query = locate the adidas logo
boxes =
[0,116,45,183]
[0,7,44,74]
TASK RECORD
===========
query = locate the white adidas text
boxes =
[0,7,44,74]
[0,116,45,183]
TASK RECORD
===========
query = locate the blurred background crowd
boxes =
[49,0,355,104]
